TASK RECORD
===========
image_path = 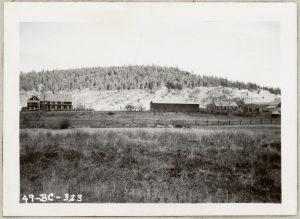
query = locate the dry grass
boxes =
[20,111,280,129]
[20,127,281,203]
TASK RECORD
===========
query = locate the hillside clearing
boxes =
[20,85,278,111]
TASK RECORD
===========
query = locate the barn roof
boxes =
[272,97,281,105]
[271,111,281,115]
[150,101,198,105]
[244,100,272,106]
[41,95,72,102]
[266,105,278,109]
[213,100,238,107]
[266,97,281,108]
[42,98,72,102]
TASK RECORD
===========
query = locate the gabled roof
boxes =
[272,97,281,105]
[266,105,279,109]
[29,95,39,101]
[268,97,281,107]
[244,99,272,106]
[150,101,198,105]
[213,100,238,107]
[42,98,72,102]
[150,102,199,105]
[271,111,281,115]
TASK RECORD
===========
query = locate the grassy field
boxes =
[20,126,281,203]
[20,111,280,129]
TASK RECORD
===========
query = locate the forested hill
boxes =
[20,65,281,95]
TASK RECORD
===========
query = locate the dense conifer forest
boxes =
[20,65,281,95]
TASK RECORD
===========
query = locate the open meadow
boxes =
[20,126,281,203]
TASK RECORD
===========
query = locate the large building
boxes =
[266,97,281,113]
[243,99,273,114]
[150,101,200,113]
[27,95,72,111]
[266,97,281,117]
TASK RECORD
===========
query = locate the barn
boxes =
[266,97,281,113]
[206,100,239,114]
[150,101,200,113]
[244,100,271,114]
[26,95,72,111]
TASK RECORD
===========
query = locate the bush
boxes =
[125,104,135,111]
[137,105,145,112]
[107,112,115,116]
[60,119,71,129]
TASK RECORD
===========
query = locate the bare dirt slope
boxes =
[20,86,278,111]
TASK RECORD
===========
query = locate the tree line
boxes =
[19,65,281,95]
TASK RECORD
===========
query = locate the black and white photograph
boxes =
[3,2,297,216]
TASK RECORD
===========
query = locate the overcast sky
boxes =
[20,20,280,87]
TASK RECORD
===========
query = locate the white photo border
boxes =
[3,2,298,216]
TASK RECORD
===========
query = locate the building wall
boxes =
[207,103,238,114]
[243,105,266,114]
[27,101,40,111]
[150,103,199,113]
[27,100,72,111]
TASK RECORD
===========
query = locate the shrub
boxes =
[60,119,71,129]
[107,112,115,116]
[125,104,135,111]
[137,105,145,112]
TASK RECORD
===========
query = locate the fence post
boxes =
[260,118,262,124]
[206,120,209,126]
[157,120,159,125]
[240,120,242,125]
[195,119,197,125]
[228,120,230,125]
[218,120,220,125]
[250,119,252,125]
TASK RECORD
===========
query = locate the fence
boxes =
[20,117,281,129]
